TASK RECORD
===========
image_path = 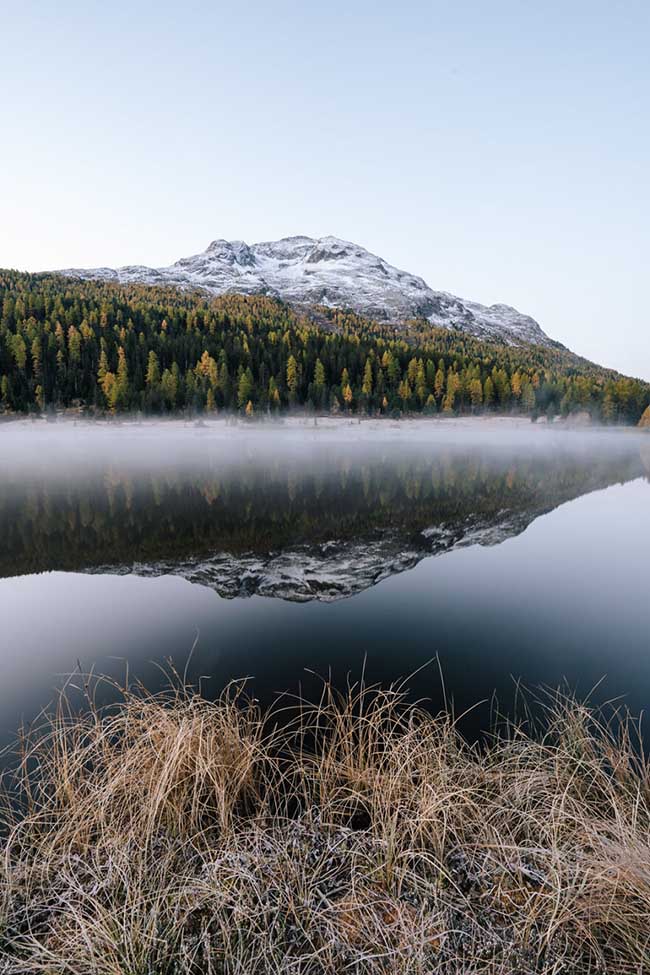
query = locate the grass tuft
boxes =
[1,678,649,973]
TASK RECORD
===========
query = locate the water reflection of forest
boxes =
[1,441,645,580]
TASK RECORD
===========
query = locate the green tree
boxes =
[434,364,446,401]
[442,371,460,413]
[314,359,326,388]
[469,378,483,411]
[521,380,536,413]
[237,368,254,408]
[361,358,373,397]
[10,334,27,370]
[115,347,129,408]
[146,350,160,387]
[161,368,178,408]
[268,376,281,410]
[398,378,412,409]
[286,355,299,402]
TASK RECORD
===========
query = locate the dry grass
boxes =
[1,677,649,974]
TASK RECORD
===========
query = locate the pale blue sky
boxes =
[2,0,649,379]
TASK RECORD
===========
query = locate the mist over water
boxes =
[0,417,649,744]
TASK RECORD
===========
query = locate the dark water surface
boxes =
[1,420,649,744]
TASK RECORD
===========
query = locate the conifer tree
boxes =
[286,355,299,402]
[237,368,254,408]
[314,359,326,388]
[146,350,160,387]
[362,358,373,397]
[434,364,446,401]
[116,347,129,407]
[470,378,483,411]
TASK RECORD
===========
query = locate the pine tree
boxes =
[161,368,178,408]
[415,360,427,402]
[31,337,42,379]
[268,376,280,410]
[237,368,254,408]
[442,371,460,413]
[424,393,437,415]
[146,351,160,387]
[602,387,617,424]
[67,326,81,364]
[101,371,118,411]
[521,380,536,413]
[434,364,446,401]
[313,358,326,409]
[398,378,412,408]
[362,358,373,397]
[286,355,299,402]
[98,349,109,383]
[116,347,129,408]
[314,359,326,388]
[10,334,27,370]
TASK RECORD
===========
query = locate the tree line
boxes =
[1,271,648,424]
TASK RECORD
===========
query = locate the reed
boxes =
[1,677,649,973]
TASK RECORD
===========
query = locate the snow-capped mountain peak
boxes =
[58,236,556,347]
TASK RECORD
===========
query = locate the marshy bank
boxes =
[1,680,649,974]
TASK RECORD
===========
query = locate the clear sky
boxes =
[2,0,649,379]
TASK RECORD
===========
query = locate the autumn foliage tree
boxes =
[0,271,648,423]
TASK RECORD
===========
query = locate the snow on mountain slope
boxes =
[58,236,555,347]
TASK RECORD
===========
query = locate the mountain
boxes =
[59,236,555,348]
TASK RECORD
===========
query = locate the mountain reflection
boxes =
[0,437,645,600]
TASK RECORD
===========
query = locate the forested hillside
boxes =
[1,271,648,423]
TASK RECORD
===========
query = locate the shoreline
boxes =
[1,410,646,435]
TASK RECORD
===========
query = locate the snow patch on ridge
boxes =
[57,236,555,347]
[89,511,535,604]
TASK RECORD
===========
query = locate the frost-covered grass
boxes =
[1,679,649,974]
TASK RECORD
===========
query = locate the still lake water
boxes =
[0,419,649,744]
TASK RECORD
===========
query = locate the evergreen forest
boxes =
[1,271,648,424]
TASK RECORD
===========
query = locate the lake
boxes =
[1,418,649,745]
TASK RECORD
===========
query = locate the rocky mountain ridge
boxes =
[89,510,540,603]
[59,235,556,347]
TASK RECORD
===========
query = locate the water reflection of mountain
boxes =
[0,443,644,602]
